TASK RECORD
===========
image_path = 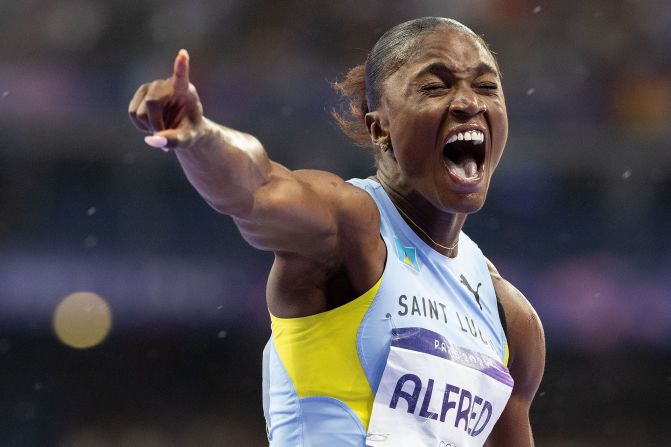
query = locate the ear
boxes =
[365,110,390,148]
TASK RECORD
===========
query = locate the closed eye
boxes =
[422,83,449,91]
[476,83,498,91]
[420,83,451,96]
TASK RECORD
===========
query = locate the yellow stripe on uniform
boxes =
[270,276,383,430]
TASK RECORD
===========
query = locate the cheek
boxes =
[490,118,508,169]
[487,99,508,166]
[390,104,440,145]
[392,117,439,174]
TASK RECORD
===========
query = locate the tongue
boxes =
[453,157,478,179]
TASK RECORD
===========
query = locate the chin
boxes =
[440,191,488,215]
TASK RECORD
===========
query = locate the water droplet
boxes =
[84,235,98,249]
[533,5,542,14]
[217,330,228,339]
[621,169,632,180]
[33,382,43,391]
[87,207,96,216]
[2,91,9,97]
[526,88,535,96]
[15,402,36,421]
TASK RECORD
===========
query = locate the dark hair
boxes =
[332,17,495,148]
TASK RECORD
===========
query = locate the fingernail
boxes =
[144,135,168,148]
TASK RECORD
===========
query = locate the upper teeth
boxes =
[446,130,484,145]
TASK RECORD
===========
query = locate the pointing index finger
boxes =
[172,49,190,91]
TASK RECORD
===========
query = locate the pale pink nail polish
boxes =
[144,135,168,148]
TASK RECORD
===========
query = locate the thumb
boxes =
[172,49,190,92]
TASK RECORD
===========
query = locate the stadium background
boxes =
[1,0,670,445]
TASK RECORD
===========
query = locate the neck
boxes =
[373,174,466,258]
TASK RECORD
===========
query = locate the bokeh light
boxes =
[53,292,112,349]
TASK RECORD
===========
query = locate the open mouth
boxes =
[442,130,486,181]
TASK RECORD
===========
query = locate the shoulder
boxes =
[486,258,545,400]
[265,171,386,316]
[291,171,376,213]
[240,168,381,260]
[291,171,381,244]
[266,170,384,283]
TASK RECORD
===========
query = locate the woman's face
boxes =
[374,25,508,215]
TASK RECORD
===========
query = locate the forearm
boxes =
[175,117,272,217]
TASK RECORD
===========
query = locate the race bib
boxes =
[366,327,513,447]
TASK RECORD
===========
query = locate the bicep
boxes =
[485,394,534,446]
[485,323,544,447]
[487,261,546,446]
[488,261,546,399]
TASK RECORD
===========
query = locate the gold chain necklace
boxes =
[395,205,459,254]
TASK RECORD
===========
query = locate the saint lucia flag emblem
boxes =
[394,237,420,272]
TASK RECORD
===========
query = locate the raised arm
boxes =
[128,50,380,262]
[485,259,546,447]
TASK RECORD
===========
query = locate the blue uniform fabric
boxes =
[262,177,509,446]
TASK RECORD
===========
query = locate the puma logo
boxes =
[460,275,482,310]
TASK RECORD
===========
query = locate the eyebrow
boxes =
[416,61,499,79]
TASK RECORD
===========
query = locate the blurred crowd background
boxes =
[1,0,670,445]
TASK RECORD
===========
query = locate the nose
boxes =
[449,88,486,118]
